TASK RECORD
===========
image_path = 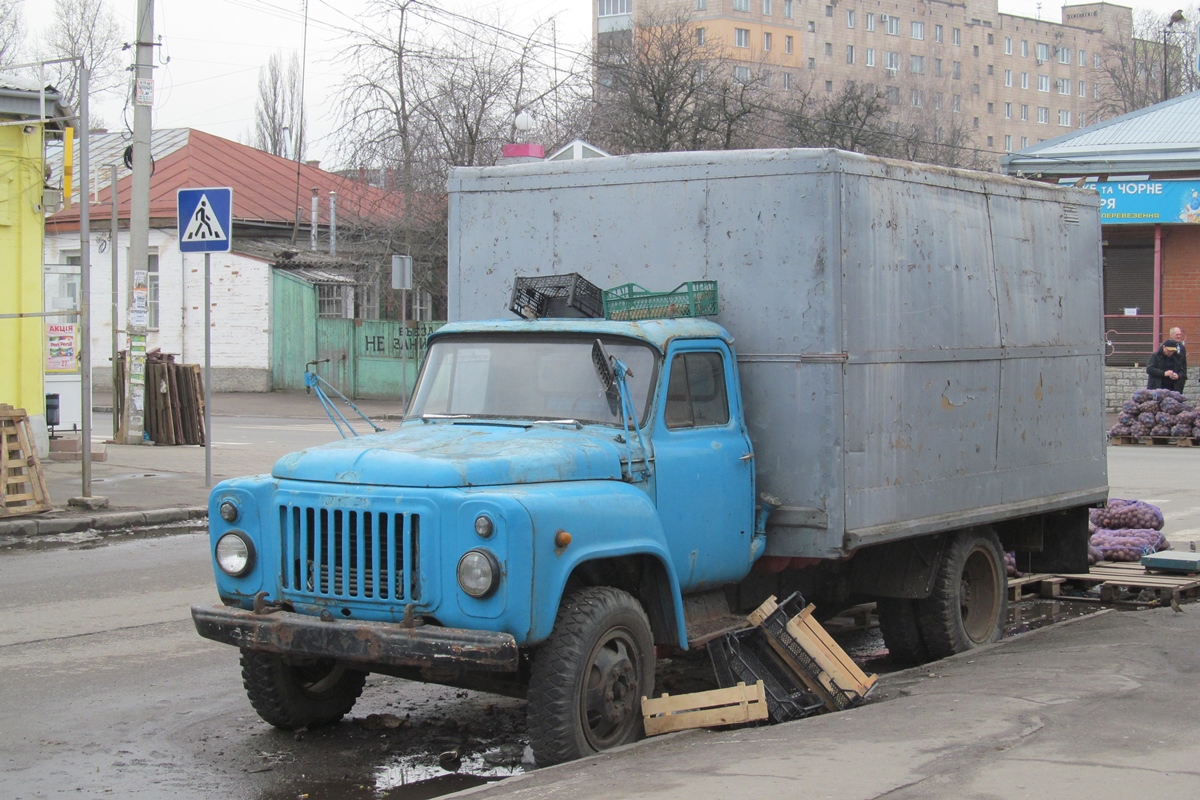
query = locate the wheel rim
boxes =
[294,660,345,696]
[579,626,643,751]
[959,546,1002,644]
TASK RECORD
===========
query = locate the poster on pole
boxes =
[45,322,78,373]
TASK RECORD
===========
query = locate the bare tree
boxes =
[41,0,124,109]
[1090,9,1197,120]
[0,0,22,67]
[254,51,305,158]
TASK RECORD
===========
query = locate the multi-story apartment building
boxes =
[594,0,1134,164]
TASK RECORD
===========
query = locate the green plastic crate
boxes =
[602,281,719,321]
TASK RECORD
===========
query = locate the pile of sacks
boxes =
[1087,498,1170,564]
[1109,388,1197,439]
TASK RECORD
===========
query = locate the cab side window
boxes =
[664,352,729,429]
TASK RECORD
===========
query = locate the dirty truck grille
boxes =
[279,506,420,601]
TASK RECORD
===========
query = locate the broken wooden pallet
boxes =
[0,405,52,517]
[1055,561,1200,603]
[1007,573,1066,601]
[642,680,768,736]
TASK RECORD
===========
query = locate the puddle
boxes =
[376,751,526,792]
[1005,597,1102,636]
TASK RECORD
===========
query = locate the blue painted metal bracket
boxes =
[304,359,385,438]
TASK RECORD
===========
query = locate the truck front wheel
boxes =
[527,587,655,766]
[915,529,1007,659]
[240,649,367,730]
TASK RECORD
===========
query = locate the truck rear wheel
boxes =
[876,598,929,664]
[240,649,367,730]
[915,529,1007,659]
[527,587,654,767]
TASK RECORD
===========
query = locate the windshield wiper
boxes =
[531,419,583,430]
[420,414,472,422]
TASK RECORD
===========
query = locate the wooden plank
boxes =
[642,681,768,736]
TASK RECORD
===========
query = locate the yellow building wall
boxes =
[0,124,47,418]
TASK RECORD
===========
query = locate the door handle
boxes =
[740,453,754,461]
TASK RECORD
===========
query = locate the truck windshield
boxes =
[409,335,660,426]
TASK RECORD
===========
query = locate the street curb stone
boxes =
[0,507,208,537]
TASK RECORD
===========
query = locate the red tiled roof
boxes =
[47,129,409,232]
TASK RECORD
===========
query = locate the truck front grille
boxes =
[279,505,420,602]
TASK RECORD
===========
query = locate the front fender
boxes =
[491,481,687,648]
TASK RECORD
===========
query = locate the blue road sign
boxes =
[177,187,233,253]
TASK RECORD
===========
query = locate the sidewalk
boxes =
[0,391,405,537]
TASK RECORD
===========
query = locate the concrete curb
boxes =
[0,506,208,537]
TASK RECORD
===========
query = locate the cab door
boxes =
[652,342,756,590]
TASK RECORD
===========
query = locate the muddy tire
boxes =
[876,597,929,664]
[527,587,654,767]
[240,649,367,730]
[915,529,1007,659]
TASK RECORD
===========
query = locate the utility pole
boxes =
[118,0,154,444]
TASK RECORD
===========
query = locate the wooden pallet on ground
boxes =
[642,681,768,736]
[1110,435,1198,447]
[0,405,52,517]
[1007,573,1066,601]
[1055,560,1200,603]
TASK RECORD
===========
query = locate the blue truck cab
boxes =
[193,317,765,765]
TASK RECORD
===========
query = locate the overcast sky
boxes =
[20,0,1197,166]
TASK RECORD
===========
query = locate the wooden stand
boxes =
[0,405,52,517]
[642,681,768,736]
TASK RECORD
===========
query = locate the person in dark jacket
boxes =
[1147,339,1186,391]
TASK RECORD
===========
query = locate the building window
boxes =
[598,0,631,15]
[1022,40,1029,58]
[763,31,772,50]
[1058,46,1070,64]
[1057,78,1070,95]
[1038,74,1049,92]
[866,48,875,67]
[952,28,960,46]
[1094,53,1101,68]
[1004,69,1012,87]
[911,21,923,40]
[973,45,979,57]
[763,0,772,14]
[1021,136,1028,147]
[866,13,875,31]
[825,42,833,56]
[785,35,793,53]
[910,55,924,74]
[147,252,160,329]
[783,72,792,89]
[935,24,943,43]
[826,5,833,17]
[885,51,899,72]
[1021,104,1028,121]
[734,65,751,82]
[885,15,899,35]
[1005,134,1012,151]
[784,0,793,19]
[973,116,980,128]
[934,92,943,110]
[808,21,815,32]
[912,88,923,107]
[696,0,706,8]
[1004,102,1012,118]
[318,285,347,318]
[973,83,980,94]
[826,80,834,92]
[808,57,815,69]
[885,85,900,103]
[987,102,994,113]
[987,33,994,43]
[735,28,749,47]
[733,0,750,11]
[935,58,943,76]
[987,135,993,147]
[952,61,961,79]
[1036,42,1049,63]
[1058,109,1071,126]
[696,27,705,45]
[1037,106,1049,124]
[1021,72,1028,90]
[1079,81,1086,98]
[1005,36,1012,55]
[847,45,855,64]
[847,9,855,28]
[987,64,993,75]
[952,94,961,112]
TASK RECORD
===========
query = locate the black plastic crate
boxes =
[509,273,603,319]
[709,627,824,725]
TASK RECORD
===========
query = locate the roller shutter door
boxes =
[1103,244,1154,366]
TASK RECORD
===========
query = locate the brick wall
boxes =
[1161,228,1200,333]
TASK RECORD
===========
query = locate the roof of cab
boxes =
[430,318,732,353]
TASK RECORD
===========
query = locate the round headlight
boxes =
[215,532,255,577]
[219,500,239,523]
[474,514,494,538]
[457,549,500,598]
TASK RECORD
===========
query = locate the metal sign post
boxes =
[177,187,233,488]
[392,254,413,404]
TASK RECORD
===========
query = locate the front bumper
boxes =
[191,605,520,672]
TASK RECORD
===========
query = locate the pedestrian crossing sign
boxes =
[177,187,233,253]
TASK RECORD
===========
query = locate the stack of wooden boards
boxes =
[0,405,52,517]
[116,350,206,445]
[641,593,876,736]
